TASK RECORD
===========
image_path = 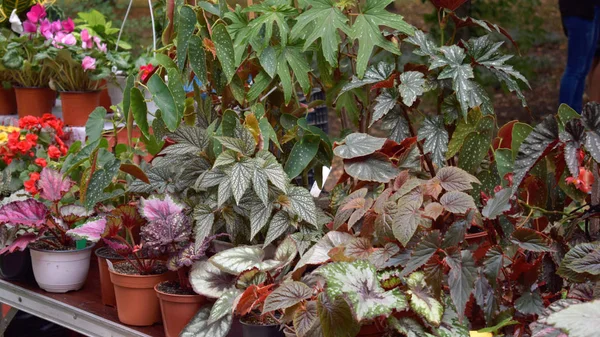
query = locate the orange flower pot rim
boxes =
[154,282,205,300]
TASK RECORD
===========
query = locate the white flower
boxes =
[9,9,23,35]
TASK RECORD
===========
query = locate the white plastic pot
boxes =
[30,243,94,293]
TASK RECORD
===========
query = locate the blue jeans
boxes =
[560,8,600,113]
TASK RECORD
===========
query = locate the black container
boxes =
[240,320,285,337]
[0,249,34,281]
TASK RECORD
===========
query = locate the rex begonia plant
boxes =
[0,113,69,193]
[139,194,225,288]
[0,167,105,253]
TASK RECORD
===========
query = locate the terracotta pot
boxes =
[95,247,124,307]
[60,91,101,126]
[0,87,17,115]
[109,261,171,326]
[15,87,56,118]
[99,80,112,112]
[155,282,205,337]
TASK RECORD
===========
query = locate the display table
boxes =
[0,259,165,337]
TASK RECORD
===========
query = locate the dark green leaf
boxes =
[284,135,320,179]
[85,107,107,144]
[212,23,237,83]
[401,230,441,277]
[515,290,544,315]
[446,249,477,319]
[130,87,150,138]
[147,74,180,131]
[189,35,208,85]
[177,6,197,71]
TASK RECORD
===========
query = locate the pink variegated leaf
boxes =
[38,168,74,202]
[66,218,107,242]
[103,238,132,256]
[139,194,184,222]
[0,232,38,255]
[0,199,49,227]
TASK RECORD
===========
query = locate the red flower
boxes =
[26,133,38,145]
[19,116,40,129]
[24,172,41,195]
[34,158,47,167]
[48,145,61,159]
[140,64,155,83]
[16,141,33,154]
[566,167,595,194]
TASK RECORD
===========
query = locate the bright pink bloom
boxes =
[62,18,74,33]
[23,21,37,34]
[81,29,92,49]
[40,19,52,39]
[26,4,46,24]
[51,20,62,34]
[82,56,96,71]
[61,33,76,46]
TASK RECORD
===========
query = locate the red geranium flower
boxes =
[34,158,47,167]
[24,171,41,195]
[19,116,40,129]
[26,133,38,145]
[16,140,33,154]
[48,145,61,159]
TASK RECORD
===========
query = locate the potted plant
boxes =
[2,4,57,117]
[0,113,68,193]
[0,193,35,282]
[102,201,173,326]
[73,9,132,109]
[0,29,17,115]
[95,204,145,307]
[140,194,225,337]
[0,167,105,293]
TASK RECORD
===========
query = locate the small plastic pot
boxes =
[109,261,171,326]
[155,282,205,337]
[29,242,94,293]
[0,87,17,115]
[60,91,101,126]
[240,319,285,337]
[15,87,56,118]
[95,247,124,307]
[0,248,33,281]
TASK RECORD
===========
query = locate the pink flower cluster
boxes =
[23,4,106,72]
[23,4,76,47]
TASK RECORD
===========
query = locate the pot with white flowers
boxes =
[44,28,110,126]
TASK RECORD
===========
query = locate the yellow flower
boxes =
[470,332,493,337]
[0,132,7,144]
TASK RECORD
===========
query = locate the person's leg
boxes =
[560,16,597,112]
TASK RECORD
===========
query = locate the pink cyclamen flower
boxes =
[93,36,107,53]
[60,33,76,46]
[61,18,74,33]
[23,20,37,34]
[40,19,53,39]
[26,4,46,24]
[82,56,97,71]
[51,20,62,34]
[81,29,92,49]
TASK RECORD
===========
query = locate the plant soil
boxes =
[240,315,279,326]
[156,280,197,295]
[113,262,168,276]
[29,240,76,251]
[95,246,124,260]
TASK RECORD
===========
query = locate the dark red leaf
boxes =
[371,73,396,90]
[450,14,520,53]
[120,164,150,184]
[430,0,468,11]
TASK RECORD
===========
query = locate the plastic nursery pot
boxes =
[95,247,124,307]
[14,87,56,118]
[29,241,94,293]
[109,261,172,326]
[60,91,101,126]
[0,87,17,115]
[240,319,285,337]
[155,281,206,337]
[0,248,34,281]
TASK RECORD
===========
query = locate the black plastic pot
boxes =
[0,249,34,281]
[240,320,284,337]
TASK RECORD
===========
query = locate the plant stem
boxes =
[401,107,436,177]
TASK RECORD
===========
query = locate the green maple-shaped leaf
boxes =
[350,0,414,78]
[291,0,351,66]
[399,71,426,107]
[243,0,297,48]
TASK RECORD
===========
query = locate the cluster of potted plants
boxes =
[2,0,600,336]
[0,3,130,125]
